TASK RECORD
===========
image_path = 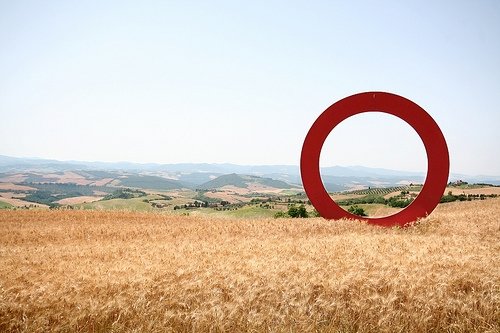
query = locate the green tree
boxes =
[288,204,308,218]
[348,205,367,217]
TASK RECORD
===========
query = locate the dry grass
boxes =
[359,203,402,217]
[90,178,114,187]
[329,193,366,201]
[204,190,252,203]
[219,185,286,196]
[0,174,28,183]
[56,172,94,186]
[0,183,36,191]
[0,199,499,333]
[444,186,500,196]
[55,196,104,205]
[0,194,48,208]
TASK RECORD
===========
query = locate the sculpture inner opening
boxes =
[319,112,427,218]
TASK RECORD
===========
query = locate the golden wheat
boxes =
[0,199,499,332]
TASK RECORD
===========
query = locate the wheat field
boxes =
[0,199,499,332]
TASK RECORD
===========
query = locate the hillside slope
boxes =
[199,173,296,190]
[116,175,186,190]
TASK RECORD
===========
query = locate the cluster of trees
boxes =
[158,194,172,200]
[174,199,246,211]
[337,194,385,206]
[9,204,41,210]
[150,202,167,208]
[250,197,274,204]
[259,203,274,209]
[287,204,309,218]
[193,191,221,204]
[24,189,89,207]
[347,205,367,216]
[142,194,172,209]
[22,182,115,207]
[173,201,209,210]
[274,204,319,218]
[24,190,61,207]
[28,182,113,196]
[386,196,413,208]
[213,201,247,211]
[440,191,498,203]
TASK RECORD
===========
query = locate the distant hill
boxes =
[116,175,187,190]
[198,173,297,190]
[175,172,223,186]
[1,154,499,187]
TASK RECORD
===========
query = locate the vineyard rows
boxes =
[342,185,422,196]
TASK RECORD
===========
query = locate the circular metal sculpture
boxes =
[300,92,449,227]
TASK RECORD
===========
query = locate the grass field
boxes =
[188,204,279,219]
[56,195,104,205]
[75,195,159,211]
[353,203,401,217]
[0,200,13,209]
[0,199,499,332]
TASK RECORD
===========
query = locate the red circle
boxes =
[300,92,449,227]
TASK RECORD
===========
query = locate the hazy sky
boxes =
[1,1,499,175]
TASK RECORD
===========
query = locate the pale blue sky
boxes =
[1,1,499,175]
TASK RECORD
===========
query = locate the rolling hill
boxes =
[1,155,499,189]
[116,175,187,190]
[198,173,297,190]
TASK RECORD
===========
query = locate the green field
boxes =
[73,194,396,218]
[186,205,281,219]
[279,189,304,195]
[0,200,13,209]
[351,203,401,217]
[75,196,285,218]
[75,195,165,211]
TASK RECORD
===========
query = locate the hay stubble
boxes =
[0,199,499,332]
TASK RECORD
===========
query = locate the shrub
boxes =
[348,205,367,216]
[274,211,288,218]
[288,204,308,218]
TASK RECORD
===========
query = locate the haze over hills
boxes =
[1,155,499,189]
[198,174,298,190]
[1,154,499,213]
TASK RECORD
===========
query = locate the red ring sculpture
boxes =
[300,92,449,227]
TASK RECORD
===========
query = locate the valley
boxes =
[1,166,498,219]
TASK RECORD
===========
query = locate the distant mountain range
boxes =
[1,155,499,190]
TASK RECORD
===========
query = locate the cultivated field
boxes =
[0,199,499,332]
[0,192,48,208]
[55,196,104,205]
[444,186,500,196]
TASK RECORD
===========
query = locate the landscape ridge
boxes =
[1,154,499,186]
